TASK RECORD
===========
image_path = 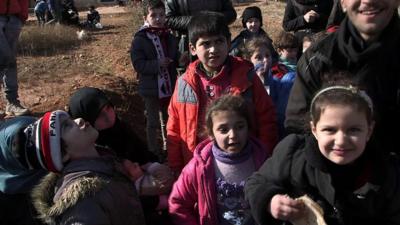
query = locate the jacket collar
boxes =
[183,56,254,94]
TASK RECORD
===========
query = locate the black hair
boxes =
[141,0,165,17]
[310,85,374,126]
[188,11,231,46]
[205,95,252,138]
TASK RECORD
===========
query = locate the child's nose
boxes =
[334,131,347,146]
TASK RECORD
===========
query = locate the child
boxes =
[169,95,269,225]
[86,5,101,28]
[0,116,47,224]
[131,0,179,161]
[243,37,296,139]
[274,31,299,72]
[302,31,327,53]
[22,111,146,225]
[230,6,278,61]
[68,87,174,225]
[34,0,48,26]
[245,84,400,225]
[167,12,278,174]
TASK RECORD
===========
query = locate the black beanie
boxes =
[68,87,111,126]
[241,6,263,28]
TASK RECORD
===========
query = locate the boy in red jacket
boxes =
[166,12,278,174]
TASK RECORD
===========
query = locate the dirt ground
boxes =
[7,0,285,139]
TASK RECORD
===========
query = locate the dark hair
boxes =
[310,85,374,126]
[205,95,252,138]
[188,11,231,46]
[242,37,273,60]
[89,5,95,10]
[142,0,165,16]
[274,31,299,50]
[303,31,328,45]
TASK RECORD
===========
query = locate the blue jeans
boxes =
[0,15,22,103]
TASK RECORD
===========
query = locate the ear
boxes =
[189,42,197,56]
[366,121,375,141]
[340,0,347,13]
[310,121,318,139]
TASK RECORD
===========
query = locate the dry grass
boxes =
[18,25,82,56]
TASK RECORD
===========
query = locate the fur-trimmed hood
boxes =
[32,170,108,224]
[32,157,145,225]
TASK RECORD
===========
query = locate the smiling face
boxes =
[211,110,249,154]
[189,35,229,73]
[143,6,166,28]
[246,17,261,33]
[311,105,374,165]
[340,0,400,42]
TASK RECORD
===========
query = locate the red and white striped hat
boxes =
[23,110,70,173]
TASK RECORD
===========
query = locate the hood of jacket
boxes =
[31,158,119,224]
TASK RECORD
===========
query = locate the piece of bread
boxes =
[292,195,327,225]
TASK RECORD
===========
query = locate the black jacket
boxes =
[283,0,333,33]
[165,0,236,33]
[245,134,400,225]
[285,16,400,154]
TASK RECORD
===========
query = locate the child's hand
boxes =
[269,194,304,222]
[122,160,144,181]
[159,57,173,68]
[303,10,319,23]
[146,163,174,193]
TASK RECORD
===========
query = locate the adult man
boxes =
[285,0,400,153]
[0,0,30,116]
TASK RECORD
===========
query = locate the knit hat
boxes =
[241,6,263,28]
[68,87,111,126]
[23,110,70,173]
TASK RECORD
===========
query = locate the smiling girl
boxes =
[245,83,400,225]
[169,95,269,225]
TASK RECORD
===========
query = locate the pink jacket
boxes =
[167,56,278,173]
[168,137,269,225]
[0,0,29,22]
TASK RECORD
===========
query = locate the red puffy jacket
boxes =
[0,0,29,22]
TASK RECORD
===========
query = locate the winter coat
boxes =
[245,134,400,225]
[282,0,333,34]
[169,137,269,225]
[269,71,296,139]
[0,0,29,21]
[285,16,400,154]
[166,56,278,173]
[32,157,146,225]
[165,0,236,33]
[131,29,179,97]
[0,116,47,194]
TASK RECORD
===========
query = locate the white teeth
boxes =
[360,9,380,15]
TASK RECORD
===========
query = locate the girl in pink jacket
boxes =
[168,95,269,225]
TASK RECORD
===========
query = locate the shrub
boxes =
[18,25,82,56]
